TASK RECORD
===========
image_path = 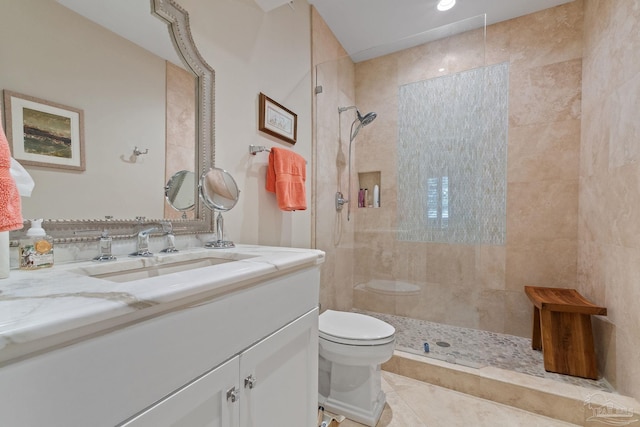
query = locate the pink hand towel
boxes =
[0,119,23,232]
[266,147,306,211]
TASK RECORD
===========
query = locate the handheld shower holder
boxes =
[335,192,347,211]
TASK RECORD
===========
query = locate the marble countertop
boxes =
[0,244,325,366]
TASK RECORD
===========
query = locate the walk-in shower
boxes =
[335,105,377,221]
[314,13,513,361]
[312,1,620,403]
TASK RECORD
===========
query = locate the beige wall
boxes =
[311,8,356,311]
[579,0,640,401]
[349,1,584,337]
[180,0,312,248]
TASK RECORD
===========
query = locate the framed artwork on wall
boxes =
[3,90,85,171]
[258,92,297,145]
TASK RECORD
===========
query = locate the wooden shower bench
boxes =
[524,285,607,379]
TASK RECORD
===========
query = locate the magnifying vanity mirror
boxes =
[165,170,196,217]
[199,168,240,249]
[4,0,215,243]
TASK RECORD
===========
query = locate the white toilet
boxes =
[318,310,396,427]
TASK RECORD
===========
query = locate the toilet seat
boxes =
[319,310,395,346]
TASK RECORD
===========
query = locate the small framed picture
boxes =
[258,92,297,145]
[3,90,85,171]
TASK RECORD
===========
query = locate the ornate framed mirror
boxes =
[5,0,215,243]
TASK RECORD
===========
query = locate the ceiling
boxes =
[59,0,575,66]
[308,0,574,62]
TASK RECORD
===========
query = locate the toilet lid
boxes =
[319,310,395,342]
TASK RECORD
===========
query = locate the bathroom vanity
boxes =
[0,245,323,427]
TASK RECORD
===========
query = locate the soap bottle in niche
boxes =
[19,219,54,270]
[373,184,380,208]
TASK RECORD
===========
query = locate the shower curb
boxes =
[383,350,640,427]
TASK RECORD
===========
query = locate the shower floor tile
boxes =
[357,310,613,392]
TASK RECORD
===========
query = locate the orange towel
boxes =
[0,119,23,232]
[266,147,306,211]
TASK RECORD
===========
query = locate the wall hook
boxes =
[133,146,149,156]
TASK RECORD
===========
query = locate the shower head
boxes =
[338,105,378,142]
[350,110,377,142]
[338,105,378,127]
[357,110,377,126]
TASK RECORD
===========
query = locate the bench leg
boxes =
[539,309,598,379]
[531,306,542,350]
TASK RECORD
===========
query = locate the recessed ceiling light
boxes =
[437,0,456,12]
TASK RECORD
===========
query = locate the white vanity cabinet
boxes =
[0,262,321,427]
[122,308,318,427]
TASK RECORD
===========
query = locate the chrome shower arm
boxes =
[338,105,357,113]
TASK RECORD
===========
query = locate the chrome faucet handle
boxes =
[160,232,179,253]
[79,228,116,262]
[160,220,173,234]
[129,227,158,257]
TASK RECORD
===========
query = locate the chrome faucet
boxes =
[129,227,158,257]
[129,221,174,257]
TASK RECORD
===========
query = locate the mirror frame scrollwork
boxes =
[11,0,215,244]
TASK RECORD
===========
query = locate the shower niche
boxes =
[357,171,381,208]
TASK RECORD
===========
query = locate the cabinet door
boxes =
[239,308,319,427]
[121,357,240,427]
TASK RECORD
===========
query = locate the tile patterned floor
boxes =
[357,310,613,392]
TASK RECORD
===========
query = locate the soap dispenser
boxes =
[19,219,54,269]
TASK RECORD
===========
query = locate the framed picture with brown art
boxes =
[3,90,85,171]
[258,92,297,145]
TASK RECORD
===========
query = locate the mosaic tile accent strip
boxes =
[397,62,509,245]
[357,310,613,392]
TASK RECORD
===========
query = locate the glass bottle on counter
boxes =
[19,219,54,269]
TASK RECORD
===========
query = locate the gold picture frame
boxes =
[258,92,297,145]
[3,90,85,171]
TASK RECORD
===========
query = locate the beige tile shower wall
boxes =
[352,1,584,337]
[580,0,640,401]
[311,8,356,312]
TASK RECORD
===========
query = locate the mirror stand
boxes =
[199,167,240,250]
[205,212,235,249]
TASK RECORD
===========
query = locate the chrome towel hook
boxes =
[133,146,149,156]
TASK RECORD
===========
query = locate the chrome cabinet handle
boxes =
[244,375,257,389]
[226,387,239,403]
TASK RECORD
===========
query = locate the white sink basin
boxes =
[91,257,232,283]
[71,251,253,283]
